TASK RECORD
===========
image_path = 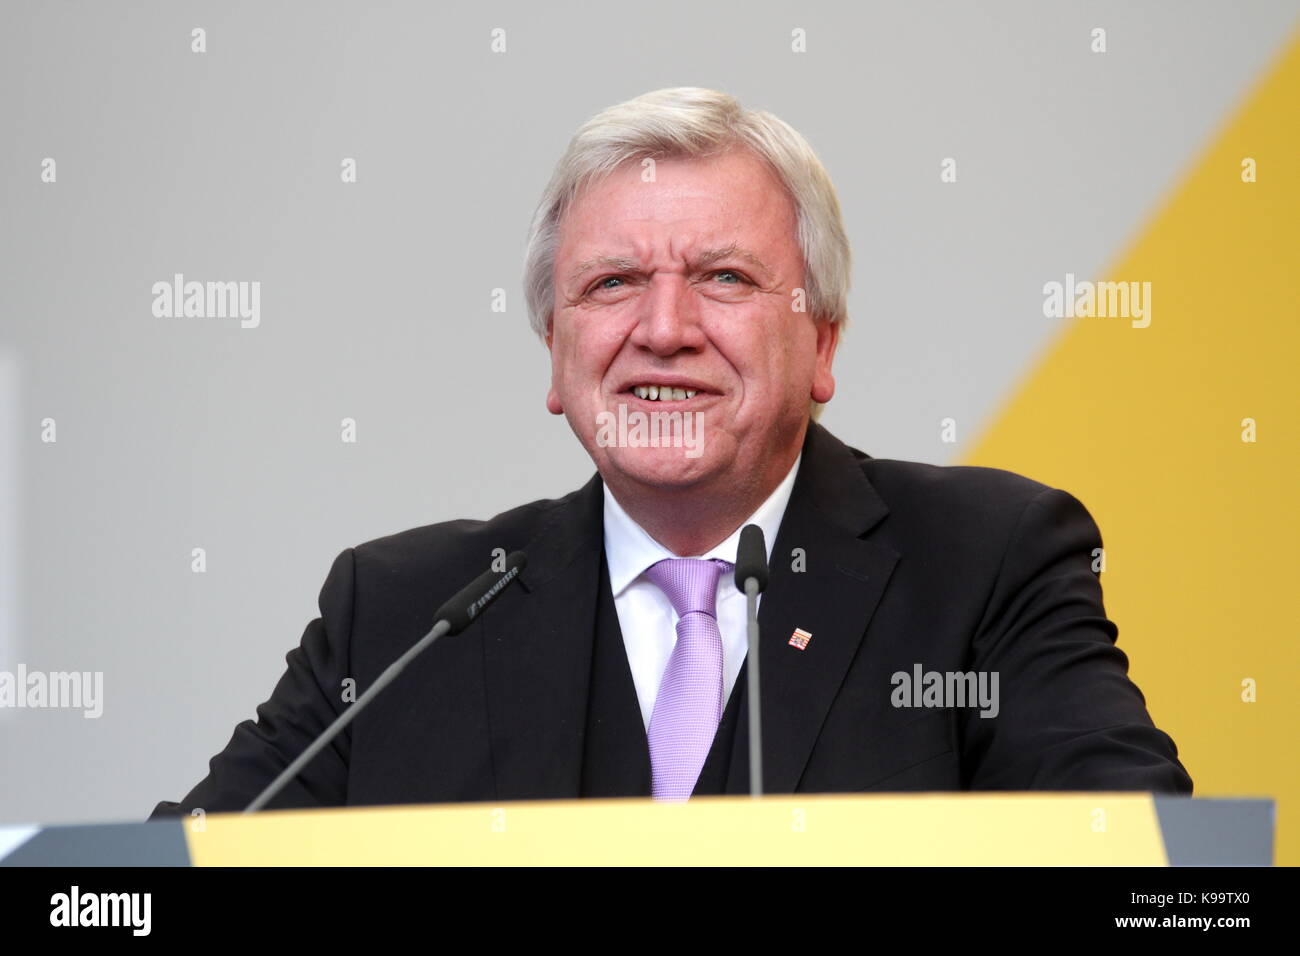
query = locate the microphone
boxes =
[735,524,769,594]
[434,552,529,635]
[243,551,528,813]
[734,525,768,797]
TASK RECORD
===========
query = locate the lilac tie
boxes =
[643,557,734,800]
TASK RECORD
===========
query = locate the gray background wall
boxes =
[2,0,1295,823]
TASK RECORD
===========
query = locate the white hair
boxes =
[522,87,852,340]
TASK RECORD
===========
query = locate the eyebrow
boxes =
[567,244,775,285]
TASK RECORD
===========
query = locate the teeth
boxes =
[630,385,702,402]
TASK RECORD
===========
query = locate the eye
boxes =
[710,269,749,284]
[586,275,627,296]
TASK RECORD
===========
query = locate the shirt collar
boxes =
[602,452,803,597]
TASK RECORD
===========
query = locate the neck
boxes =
[604,440,801,557]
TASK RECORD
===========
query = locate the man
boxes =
[151,88,1190,816]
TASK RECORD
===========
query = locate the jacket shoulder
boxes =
[862,457,1055,514]
[347,486,584,580]
[856,455,1085,553]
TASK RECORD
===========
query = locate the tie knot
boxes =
[643,557,734,619]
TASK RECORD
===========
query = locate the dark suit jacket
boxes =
[150,422,1191,817]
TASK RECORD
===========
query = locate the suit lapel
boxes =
[726,422,899,793]
[479,422,899,800]
[480,476,605,801]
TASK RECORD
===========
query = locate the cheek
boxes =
[722,324,818,406]
[718,323,802,377]
[553,323,619,390]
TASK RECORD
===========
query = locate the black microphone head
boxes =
[735,524,768,593]
[435,550,528,635]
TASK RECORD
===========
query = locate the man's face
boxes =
[545,147,839,499]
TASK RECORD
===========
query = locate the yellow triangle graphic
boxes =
[965,32,1300,863]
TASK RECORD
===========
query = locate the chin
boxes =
[600,445,719,490]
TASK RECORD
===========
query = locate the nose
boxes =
[627,274,706,357]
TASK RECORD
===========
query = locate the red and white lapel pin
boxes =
[788,627,812,651]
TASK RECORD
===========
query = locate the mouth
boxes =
[617,381,717,405]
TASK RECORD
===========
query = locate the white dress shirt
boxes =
[601,453,802,731]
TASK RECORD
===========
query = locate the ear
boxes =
[544,314,564,414]
[546,384,564,415]
[810,318,840,404]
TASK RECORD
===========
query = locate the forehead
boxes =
[555,148,798,261]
